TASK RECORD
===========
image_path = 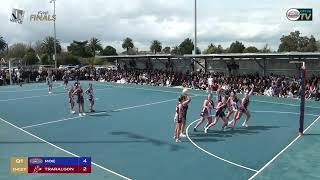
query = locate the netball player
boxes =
[238,84,254,127]
[62,72,69,90]
[85,83,95,112]
[46,74,53,94]
[193,93,214,132]
[73,84,86,116]
[204,96,229,133]
[174,96,184,143]
[68,85,76,114]
[180,89,191,138]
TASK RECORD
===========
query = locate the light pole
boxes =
[194,0,197,55]
[50,0,57,68]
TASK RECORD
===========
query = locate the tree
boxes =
[101,45,117,56]
[0,36,7,52]
[88,37,103,57]
[32,40,44,55]
[162,46,171,54]
[171,46,180,55]
[57,52,80,65]
[278,31,317,52]
[260,44,271,53]
[317,40,320,51]
[67,41,91,57]
[122,37,134,54]
[244,46,259,53]
[204,43,224,54]
[23,47,38,65]
[228,41,245,53]
[41,36,62,61]
[150,40,162,54]
[40,54,50,65]
[179,38,194,55]
[8,43,27,58]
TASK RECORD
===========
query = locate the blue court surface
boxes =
[1,81,320,180]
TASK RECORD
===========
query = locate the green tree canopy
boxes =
[23,47,38,65]
[228,41,245,53]
[244,46,259,53]
[41,36,62,61]
[0,36,7,52]
[8,43,27,58]
[57,52,80,65]
[88,37,103,57]
[204,43,224,54]
[67,40,91,58]
[162,46,171,54]
[101,45,117,56]
[150,40,162,54]
[278,31,317,52]
[122,37,134,53]
[179,38,194,55]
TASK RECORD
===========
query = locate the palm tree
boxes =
[88,37,102,57]
[41,36,61,61]
[0,36,7,52]
[150,40,162,54]
[122,37,134,54]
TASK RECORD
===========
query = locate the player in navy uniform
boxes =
[73,84,86,116]
[194,93,215,131]
[85,83,95,112]
[68,85,76,114]
[205,96,229,133]
[180,89,191,138]
[174,96,184,143]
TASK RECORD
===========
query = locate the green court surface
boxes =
[0,81,319,180]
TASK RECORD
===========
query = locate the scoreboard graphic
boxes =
[11,157,91,174]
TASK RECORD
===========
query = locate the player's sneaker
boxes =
[180,133,186,138]
[79,113,82,117]
[204,127,208,134]
[82,113,86,116]
[175,139,181,143]
[242,122,248,128]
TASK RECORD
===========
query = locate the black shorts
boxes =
[216,111,225,117]
[64,79,68,84]
[77,96,84,104]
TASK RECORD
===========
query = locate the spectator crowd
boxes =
[1,67,320,101]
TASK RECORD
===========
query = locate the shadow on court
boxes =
[110,131,184,151]
[189,125,281,142]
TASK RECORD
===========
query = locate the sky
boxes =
[0,0,319,52]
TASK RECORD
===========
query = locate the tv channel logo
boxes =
[287,8,312,21]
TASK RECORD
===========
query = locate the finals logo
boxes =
[30,11,56,21]
[287,8,312,21]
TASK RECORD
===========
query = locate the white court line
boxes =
[252,110,320,117]
[248,115,320,180]
[21,97,193,129]
[0,116,132,180]
[186,117,258,172]
[96,83,320,109]
[186,111,320,173]
[0,83,63,93]
[0,87,112,102]
[252,100,320,109]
